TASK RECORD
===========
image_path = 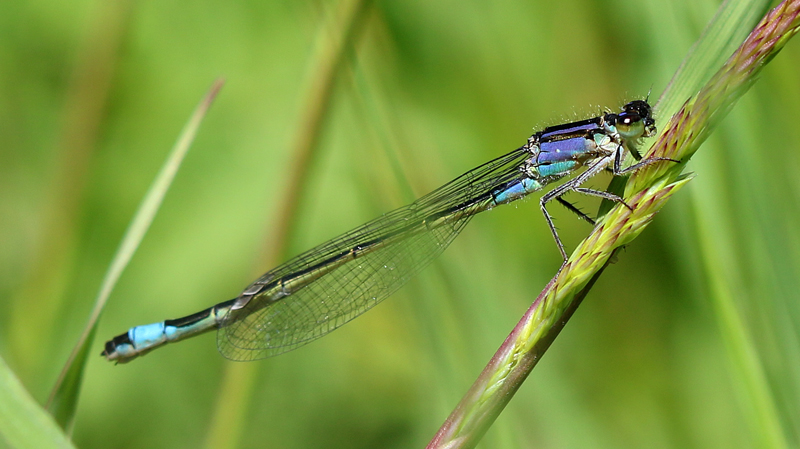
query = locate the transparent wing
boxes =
[217,147,530,361]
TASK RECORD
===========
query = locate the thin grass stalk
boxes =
[46,79,225,432]
[202,1,374,448]
[428,2,800,447]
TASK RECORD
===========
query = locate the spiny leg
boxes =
[615,156,679,175]
[540,156,615,261]
[612,144,679,175]
[540,190,568,261]
[556,196,596,226]
[573,187,632,210]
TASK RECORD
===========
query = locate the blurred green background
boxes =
[2,0,800,447]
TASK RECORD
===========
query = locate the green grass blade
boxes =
[45,79,225,432]
[0,355,75,449]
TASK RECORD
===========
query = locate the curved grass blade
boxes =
[46,79,225,432]
[0,355,75,449]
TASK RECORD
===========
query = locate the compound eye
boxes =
[615,113,645,138]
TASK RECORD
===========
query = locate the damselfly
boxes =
[103,99,668,363]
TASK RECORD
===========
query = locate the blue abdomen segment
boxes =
[493,177,542,204]
[133,322,171,346]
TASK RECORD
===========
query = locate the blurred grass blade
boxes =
[429,1,800,447]
[0,355,75,449]
[46,79,225,432]
[656,0,770,119]
[6,0,132,384]
[202,2,373,449]
[692,182,789,448]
